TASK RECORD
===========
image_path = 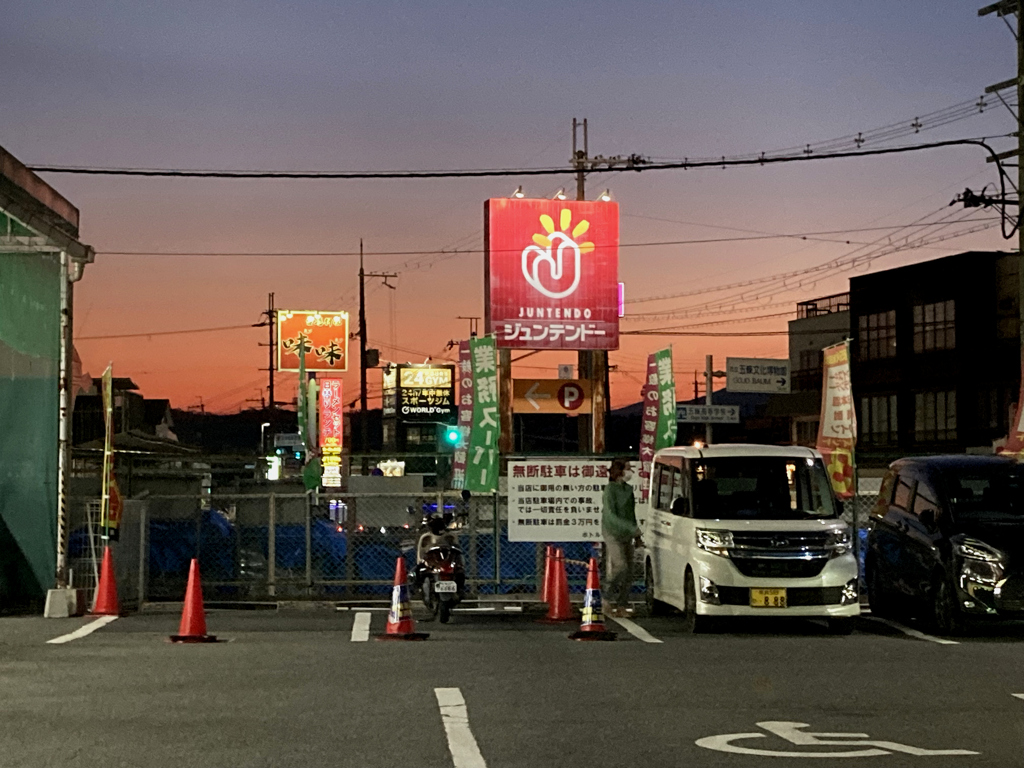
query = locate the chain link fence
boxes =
[102,491,604,603]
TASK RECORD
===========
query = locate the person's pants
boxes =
[604,536,634,609]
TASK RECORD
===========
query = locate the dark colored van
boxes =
[865,455,1024,634]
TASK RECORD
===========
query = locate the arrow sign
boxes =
[524,381,551,411]
[725,357,791,394]
[513,380,593,414]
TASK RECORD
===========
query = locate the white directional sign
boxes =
[726,357,791,394]
[696,721,978,758]
[677,404,740,424]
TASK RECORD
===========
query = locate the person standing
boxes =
[602,458,640,617]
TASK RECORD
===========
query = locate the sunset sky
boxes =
[1,1,1015,412]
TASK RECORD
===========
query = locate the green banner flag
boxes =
[466,336,500,494]
[654,348,677,450]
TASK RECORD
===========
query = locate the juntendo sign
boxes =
[485,198,619,350]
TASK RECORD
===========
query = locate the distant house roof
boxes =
[90,376,140,391]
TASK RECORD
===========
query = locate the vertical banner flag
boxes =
[486,198,620,350]
[998,359,1024,456]
[451,340,474,489]
[637,354,660,500]
[319,379,343,488]
[100,365,121,540]
[654,348,677,451]
[466,336,500,493]
[816,341,856,498]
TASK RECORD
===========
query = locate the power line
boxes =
[27,136,1013,179]
[77,323,256,341]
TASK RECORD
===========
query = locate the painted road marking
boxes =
[435,687,487,768]
[46,616,119,644]
[696,721,978,758]
[1013,694,1024,701]
[351,612,371,642]
[867,617,959,645]
[609,616,663,643]
[336,606,390,612]
[503,606,523,612]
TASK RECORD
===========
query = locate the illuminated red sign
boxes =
[319,378,344,450]
[485,198,619,350]
[277,310,349,372]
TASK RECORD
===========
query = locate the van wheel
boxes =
[931,575,966,636]
[681,570,711,634]
[866,557,895,619]
[645,562,671,617]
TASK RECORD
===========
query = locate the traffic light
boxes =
[438,423,463,449]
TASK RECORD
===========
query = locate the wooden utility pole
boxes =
[357,239,397,453]
[572,117,608,454]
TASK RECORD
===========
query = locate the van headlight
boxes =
[696,529,733,556]
[826,528,852,555]
[954,537,1004,563]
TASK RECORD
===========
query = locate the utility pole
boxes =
[979,1,1024,386]
[572,117,609,454]
[456,316,481,337]
[358,238,397,455]
[255,292,277,422]
[705,355,714,445]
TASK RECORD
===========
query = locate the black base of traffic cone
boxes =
[375,632,430,641]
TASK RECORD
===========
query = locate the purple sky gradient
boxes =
[1,1,1015,410]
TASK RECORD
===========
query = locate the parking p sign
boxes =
[726,357,791,394]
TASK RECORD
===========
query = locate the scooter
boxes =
[410,491,469,623]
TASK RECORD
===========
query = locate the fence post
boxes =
[305,491,313,593]
[268,493,276,598]
[467,496,478,594]
[137,502,147,606]
[345,498,357,595]
[493,493,501,591]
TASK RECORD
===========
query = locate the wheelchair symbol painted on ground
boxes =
[696,721,978,758]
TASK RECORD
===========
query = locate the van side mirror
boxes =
[919,508,937,531]
[671,496,689,517]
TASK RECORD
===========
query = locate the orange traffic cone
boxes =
[569,557,617,641]
[538,548,575,623]
[541,545,554,604]
[170,559,218,643]
[377,557,429,641]
[90,546,120,616]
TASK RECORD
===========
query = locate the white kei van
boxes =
[641,444,859,633]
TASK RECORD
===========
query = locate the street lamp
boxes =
[260,422,271,453]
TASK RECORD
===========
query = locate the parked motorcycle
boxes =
[410,491,469,623]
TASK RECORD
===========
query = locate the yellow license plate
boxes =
[750,588,787,608]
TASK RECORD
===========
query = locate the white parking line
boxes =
[46,616,119,644]
[609,616,663,644]
[1012,694,1024,701]
[350,612,371,642]
[435,687,487,768]
[867,617,959,645]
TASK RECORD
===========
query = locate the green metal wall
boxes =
[0,246,60,606]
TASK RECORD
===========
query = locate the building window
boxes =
[913,300,955,353]
[858,310,897,360]
[915,390,957,442]
[860,395,898,445]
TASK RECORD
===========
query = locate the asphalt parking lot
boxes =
[3,605,1023,768]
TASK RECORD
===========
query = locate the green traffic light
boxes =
[445,428,460,444]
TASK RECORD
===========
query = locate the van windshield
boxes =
[691,456,838,520]
[941,463,1023,522]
